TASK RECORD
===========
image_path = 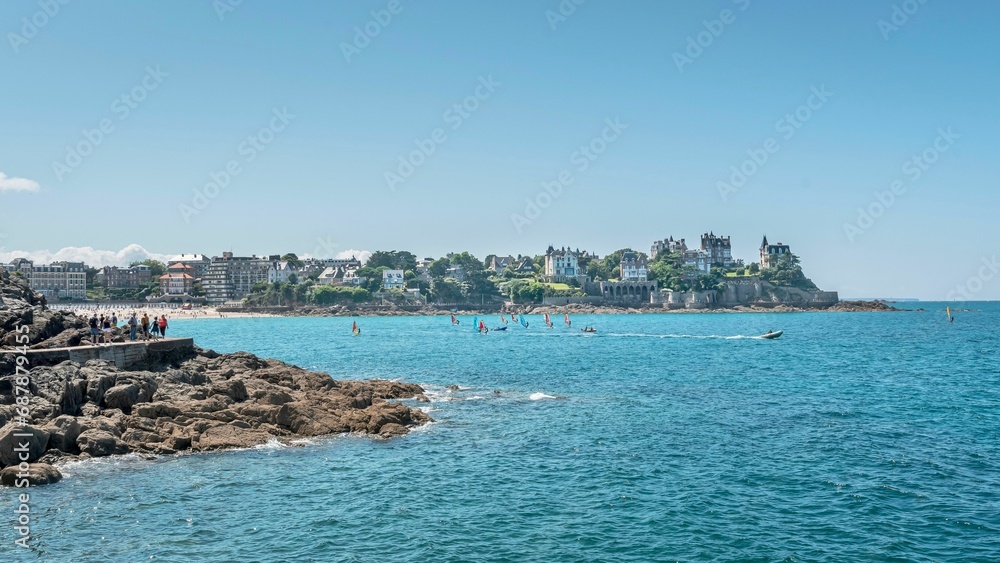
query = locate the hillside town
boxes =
[2,233,836,310]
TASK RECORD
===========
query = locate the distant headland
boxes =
[1,233,866,314]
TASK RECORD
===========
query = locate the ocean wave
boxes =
[529,392,563,401]
[55,452,159,477]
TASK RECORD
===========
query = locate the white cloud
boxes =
[339,249,372,264]
[0,172,40,193]
[0,244,172,268]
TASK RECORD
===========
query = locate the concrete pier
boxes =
[4,338,195,369]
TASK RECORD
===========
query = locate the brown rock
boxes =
[0,463,62,486]
[76,429,128,457]
[0,424,50,466]
[193,423,271,451]
[41,415,82,453]
[103,384,140,412]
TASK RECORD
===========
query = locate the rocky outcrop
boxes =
[825,300,899,312]
[0,347,430,475]
[0,270,89,350]
[0,463,62,486]
[0,272,431,484]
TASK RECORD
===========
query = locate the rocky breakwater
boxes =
[0,270,431,486]
[825,300,900,312]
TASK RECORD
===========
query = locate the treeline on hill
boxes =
[66,250,816,306]
[243,249,818,307]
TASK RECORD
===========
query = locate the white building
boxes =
[342,268,367,287]
[9,260,87,300]
[315,267,341,286]
[203,252,274,304]
[759,236,791,269]
[382,269,405,289]
[544,246,589,283]
[650,237,688,260]
[267,261,300,284]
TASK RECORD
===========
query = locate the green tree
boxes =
[428,258,450,278]
[430,278,464,302]
[280,253,304,268]
[130,259,166,278]
[761,253,817,289]
[366,251,397,270]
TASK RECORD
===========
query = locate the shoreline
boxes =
[154,300,906,320]
[0,271,432,487]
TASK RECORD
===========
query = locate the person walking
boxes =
[128,313,138,341]
[158,315,168,338]
[149,316,160,339]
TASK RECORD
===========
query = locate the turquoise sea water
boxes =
[4,305,1000,561]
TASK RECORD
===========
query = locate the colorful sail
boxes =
[947,307,952,322]
[500,315,508,324]
[519,315,529,328]
[472,316,478,332]
[451,314,460,325]
[478,320,488,334]
[352,321,360,335]
[564,314,571,327]
[544,314,553,328]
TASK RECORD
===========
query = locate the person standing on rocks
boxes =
[128,313,138,341]
[158,315,168,338]
[89,313,100,345]
[141,313,151,340]
[101,315,113,345]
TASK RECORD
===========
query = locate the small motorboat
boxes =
[581,327,597,333]
[493,326,508,331]
[760,330,783,340]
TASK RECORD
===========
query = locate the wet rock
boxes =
[0,463,62,486]
[0,424,50,466]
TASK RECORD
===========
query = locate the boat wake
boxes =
[603,332,759,340]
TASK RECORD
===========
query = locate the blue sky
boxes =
[1,0,998,300]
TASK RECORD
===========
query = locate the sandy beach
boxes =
[46,304,278,320]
